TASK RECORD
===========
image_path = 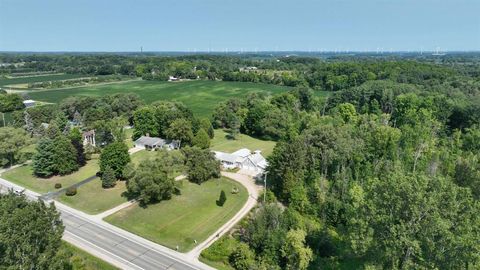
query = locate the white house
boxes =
[23,100,35,108]
[214,148,268,175]
[168,76,179,82]
[134,136,179,150]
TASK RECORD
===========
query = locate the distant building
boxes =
[214,148,267,175]
[240,66,258,72]
[23,100,35,108]
[82,130,96,147]
[134,135,179,150]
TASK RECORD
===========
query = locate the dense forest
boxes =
[1,53,480,269]
[202,55,480,269]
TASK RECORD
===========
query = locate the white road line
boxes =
[64,230,144,270]
[58,205,206,270]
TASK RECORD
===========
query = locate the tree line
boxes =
[204,78,480,268]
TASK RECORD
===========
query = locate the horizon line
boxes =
[0,50,479,54]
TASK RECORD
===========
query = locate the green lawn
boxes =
[58,179,128,215]
[1,159,99,194]
[129,149,157,166]
[105,177,248,252]
[129,149,185,177]
[61,242,118,270]
[26,80,290,118]
[210,129,276,157]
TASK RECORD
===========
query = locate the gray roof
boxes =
[135,136,164,146]
[213,151,238,163]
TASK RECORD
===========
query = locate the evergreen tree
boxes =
[69,127,86,167]
[217,190,227,206]
[32,139,57,177]
[53,135,79,175]
[101,165,117,188]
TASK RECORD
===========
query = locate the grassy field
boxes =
[26,80,290,118]
[105,177,248,252]
[61,242,118,270]
[129,149,157,166]
[58,179,128,215]
[210,129,276,157]
[0,73,86,87]
[1,159,99,194]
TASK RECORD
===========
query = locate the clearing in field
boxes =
[1,159,99,194]
[105,177,248,252]
[210,129,276,157]
[26,80,290,118]
[57,179,128,215]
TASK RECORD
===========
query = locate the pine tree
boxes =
[217,190,227,206]
[69,128,86,166]
[53,135,79,175]
[32,139,56,177]
[101,166,117,188]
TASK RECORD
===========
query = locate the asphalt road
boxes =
[60,208,200,270]
[0,177,210,270]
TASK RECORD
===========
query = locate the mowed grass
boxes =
[129,149,157,166]
[210,129,276,157]
[61,242,118,270]
[0,73,86,87]
[58,179,128,215]
[130,149,185,177]
[1,159,99,194]
[27,80,290,118]
[105,177,248,252]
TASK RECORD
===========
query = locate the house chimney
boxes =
[146,133,150,137]
[254,150,261,154]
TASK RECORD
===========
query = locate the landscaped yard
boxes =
[1,159,99,194]
[105,177,248,252]
[27,80,290,118]
[61,241,118,270]
[129,149,185,177]
[210,129,276,157]
[58,179,128,215]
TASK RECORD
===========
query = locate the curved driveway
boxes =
[187,171,261,259]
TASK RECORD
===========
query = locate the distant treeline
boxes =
[1,53,479,91]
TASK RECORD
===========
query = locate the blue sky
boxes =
[0,0,478,52]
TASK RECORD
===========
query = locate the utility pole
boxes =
[263,171,268,203]
[2,112,5,127]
